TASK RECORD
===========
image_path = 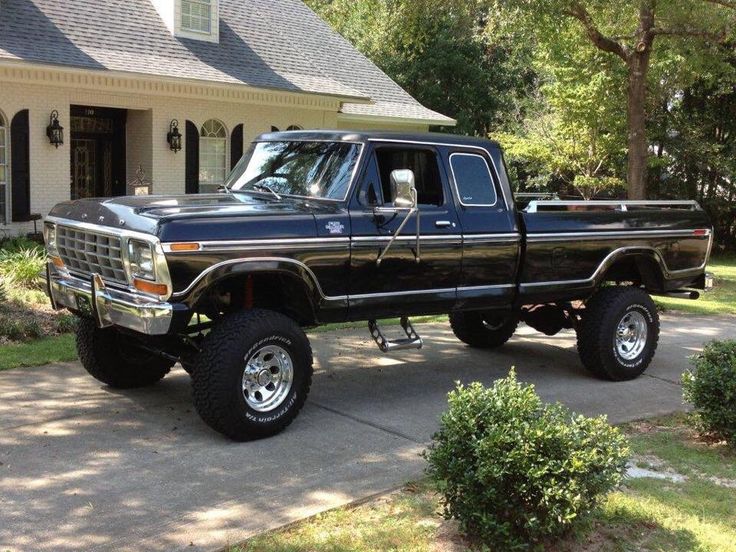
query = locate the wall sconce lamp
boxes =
[46,110,64,148]
[167,119,182,153]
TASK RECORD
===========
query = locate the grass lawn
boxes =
[232,415,736,552]
[655,254,736,316]
[0,334,77,371]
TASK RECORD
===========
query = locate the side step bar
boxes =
[369,317,423,353]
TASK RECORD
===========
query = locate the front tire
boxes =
[449,310,518,349]
[191,309,313,441]
[76,318,174,388]
[577,287,660,381]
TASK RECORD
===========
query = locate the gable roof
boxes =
[0,0,455,126]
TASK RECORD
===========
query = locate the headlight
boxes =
[44,222,58,255]
[128,240,156,281]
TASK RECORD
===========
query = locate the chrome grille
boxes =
[56,226,127,284]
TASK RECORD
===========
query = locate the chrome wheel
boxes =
[615,311,648,361]
[242,345,294,412]
[482,315,506,331]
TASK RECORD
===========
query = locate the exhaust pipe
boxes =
[660,290,700,300]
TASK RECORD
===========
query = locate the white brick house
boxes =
[0,0,454,235]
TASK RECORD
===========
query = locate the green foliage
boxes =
[683,340,736,446]
[425,370,629,550]
[491,0,736,204]
[0,315,43,342]
[0,235,42,253]
[573,175,625,200]
[0,247,46,288]
[305,0,536,136]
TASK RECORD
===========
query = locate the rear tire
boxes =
[577,287,660,381]
[191,309,313,441]
[449,311,518,349]
[76,318,174,388]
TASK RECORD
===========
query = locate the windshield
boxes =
[227,141,362,200]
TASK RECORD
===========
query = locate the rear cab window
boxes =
[449,152,498,207]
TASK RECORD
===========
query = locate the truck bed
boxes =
[518,200,713,303]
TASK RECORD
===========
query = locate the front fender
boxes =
[172,257,328,309]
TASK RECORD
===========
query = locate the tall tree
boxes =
[496,0,736,198]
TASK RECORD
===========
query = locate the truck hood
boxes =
[47,193,344,241]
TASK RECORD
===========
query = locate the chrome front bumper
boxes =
[44,264,174,335]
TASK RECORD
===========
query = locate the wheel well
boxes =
[192,272,317,325]
[600,254,665,292]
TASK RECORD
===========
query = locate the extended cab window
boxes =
[375,148,444,206]
[450,153,497,206]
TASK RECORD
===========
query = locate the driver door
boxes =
[348,144,462,317]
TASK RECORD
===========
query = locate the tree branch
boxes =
[563,2,629,60]
[703,0,736,9]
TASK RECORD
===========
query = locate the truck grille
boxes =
[57,226,127,284]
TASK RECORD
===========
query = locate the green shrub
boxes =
[0,315,43,342]
[0,235,42,253]
[683,340,736,446]
[0,247,46,288]
[55,313,78,334]
[425,370,629,551]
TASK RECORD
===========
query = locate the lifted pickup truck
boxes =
[43,131,713,440]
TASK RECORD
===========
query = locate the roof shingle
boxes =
[0,0,455,125]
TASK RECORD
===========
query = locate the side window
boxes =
[375,148,444,206]
[449,153,497,206]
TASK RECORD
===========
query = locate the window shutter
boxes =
[230,124,244,170]
[11,109,31,222]
[185,120,199,194]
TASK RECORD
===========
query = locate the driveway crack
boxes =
[645,373,682,386]
[310,402,425,445]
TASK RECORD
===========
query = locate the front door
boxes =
[70,106,126,199]
[348,144,462,318]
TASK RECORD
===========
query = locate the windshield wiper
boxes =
[252,183,282,200]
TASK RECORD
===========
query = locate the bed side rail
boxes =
[524,200,702,214]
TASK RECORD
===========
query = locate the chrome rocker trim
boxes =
[44,264,173,335]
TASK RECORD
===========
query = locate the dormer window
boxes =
[181,0,212,34]
[163,0,219,43]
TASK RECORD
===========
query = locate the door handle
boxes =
[435,220,453,228]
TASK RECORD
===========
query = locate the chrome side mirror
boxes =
[376,169,421,266]
[391,169,417,209]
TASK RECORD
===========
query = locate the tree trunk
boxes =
[626,53,650,200]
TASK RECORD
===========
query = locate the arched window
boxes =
[0,112,7,224]
[199,119,227,193]
[286,125,303,131]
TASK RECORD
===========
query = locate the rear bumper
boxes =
[43,263,174,335]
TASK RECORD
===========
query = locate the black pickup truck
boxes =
[42,131,713,440]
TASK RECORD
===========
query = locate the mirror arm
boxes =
[376,189,421,266]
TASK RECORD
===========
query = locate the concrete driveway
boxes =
[0,313,732,551]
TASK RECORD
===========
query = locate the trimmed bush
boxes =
[683,340,736,446]
[425,370,629,551]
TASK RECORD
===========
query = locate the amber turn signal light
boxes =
[133,278,169,296]
[169,242,200,252]
[50,256,65,268]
